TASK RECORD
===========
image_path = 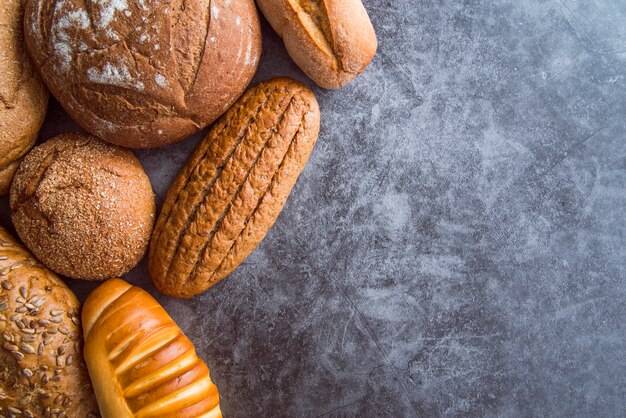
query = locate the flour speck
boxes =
[155,74,167,87]
[97,0,128,28]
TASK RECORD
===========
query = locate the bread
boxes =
[149,78,319,298]
[256,0,377,89]
[24,0,261,149]
[10,133,155,281]
[0,226,99,418]
[0,0,48,196]
[82,278,221,418]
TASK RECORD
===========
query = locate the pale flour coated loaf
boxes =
[0,226,99,418]
[10,133,155,281]
[0,0,48,195]
[24,0,261,148]
[256,0,377,89]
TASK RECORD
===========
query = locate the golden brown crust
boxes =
[256,0,377,89]
[0,226,99,418]
[0,0,49,195]
[10,133,155,281]
[82,278,221,418]
[23,0,261,149]
[149,77,320,298]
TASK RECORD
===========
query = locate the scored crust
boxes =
[149,78,320,298]
[24,0,261,149]
[82,278,221,417]
[256,0,377,89]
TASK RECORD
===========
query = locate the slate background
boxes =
[1,0,625,416]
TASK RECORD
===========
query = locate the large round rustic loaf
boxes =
[10,133,155,281]
[149,77,320,298]
[256,0,377,89]
[0,0,48,196]
[24,0,261,149]
[83,278,222,418]
[0,226,99,418]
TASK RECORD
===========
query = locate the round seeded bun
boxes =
[0,226,99,418]
[24,0,261,149]
[9,133,155,281]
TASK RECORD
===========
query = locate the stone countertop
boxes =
[1,1,625,416]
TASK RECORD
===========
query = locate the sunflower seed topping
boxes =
[3,343,18,352]
[20,343,35,354]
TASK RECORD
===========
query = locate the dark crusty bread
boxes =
[83,278,221,418]
[256,0,377,89]
[149,78,320,298]
[10,133,155,281]
[0,0,48,195]
[24,0,261,149]
[0,226,99,418]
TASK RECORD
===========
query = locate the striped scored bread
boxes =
[82,278,221,418]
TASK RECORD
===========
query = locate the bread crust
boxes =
[149,78,320,298]
[10,133,155,280]
[256,0,377,89]
[82,278,221,418]
[0,0,49,195]
[0,226,99,418]
[24,0,261,148]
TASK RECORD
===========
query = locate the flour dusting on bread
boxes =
[24,0,262,148]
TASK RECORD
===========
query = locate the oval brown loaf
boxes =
[10,133,155,281]
[256,0,377,89]
[0,226,99,418]
[0,0,48,195]
[82,278,221,418]
[24,0,261,149]
[149,77,320,298]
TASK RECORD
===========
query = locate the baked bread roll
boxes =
[256,0,377,89]
[0,226,99,418]
[149,78,320,298]
[24,0,261,149]
[0,0,48,195]
[10,133,155,280]
[82,278,221,418]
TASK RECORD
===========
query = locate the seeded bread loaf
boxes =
[0,226,99,418]
[256,0,377,89]
[149,78,320,298]
[10,133,155,281]
[82,278,221,418]
[0,0,48,195]
[24,0,261,149]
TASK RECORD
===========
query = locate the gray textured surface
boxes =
[1,0,625,416]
